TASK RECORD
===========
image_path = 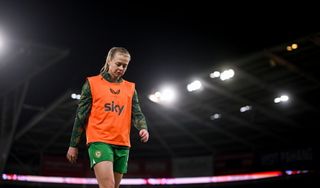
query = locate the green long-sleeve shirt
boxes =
[69,72,148,147]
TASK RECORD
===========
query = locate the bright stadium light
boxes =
[210,113,221,120]
[148,86,177,104]
[209,71,220,78]
[71,93,81,100]
[274,94,289,104]
[240,105,252,112]
[187,80,202,92]
[160,87,176,103]
[220,69,235,81]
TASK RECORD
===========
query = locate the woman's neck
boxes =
[104,71,121,82]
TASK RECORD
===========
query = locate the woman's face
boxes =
[108,52,130,79]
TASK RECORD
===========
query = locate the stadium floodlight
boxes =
[210,113,221,120]
[160,87,176,103]
[71,93,81,100]
[240,105,252,112]
[209,71,220,78]
[149,86,177,104]
[286,43,298,51]
[187,80,202,92]
[220,69,235,81]
[274,94,289,104]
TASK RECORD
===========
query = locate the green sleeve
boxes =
[69,80,92,147]
[132,89,148,131]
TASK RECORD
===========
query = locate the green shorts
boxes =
[88,142,129,174]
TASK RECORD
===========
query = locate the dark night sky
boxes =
[0,1,318,102]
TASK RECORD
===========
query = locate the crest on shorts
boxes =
[95,150,102,158]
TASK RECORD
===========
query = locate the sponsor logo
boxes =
[105,101,124,115]
[110,88,120,95]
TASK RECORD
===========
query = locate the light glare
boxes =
[187,80,202,92]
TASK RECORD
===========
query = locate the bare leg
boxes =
[114,172,123,188]
[94,161,114,188]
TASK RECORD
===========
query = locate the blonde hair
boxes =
[100,47,131,73]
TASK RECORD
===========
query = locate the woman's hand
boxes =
[66,147,78,164]
[139,129,149,143]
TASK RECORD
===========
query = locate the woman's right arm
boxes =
[66,80,92,163]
